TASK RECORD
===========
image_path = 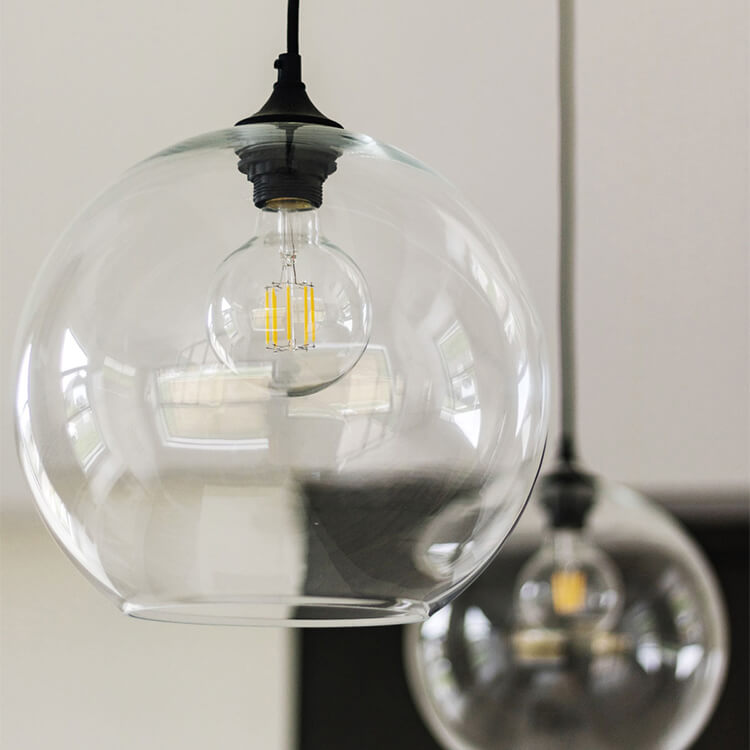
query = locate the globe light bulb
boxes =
[514,528,624,633]
[206,200,371,396]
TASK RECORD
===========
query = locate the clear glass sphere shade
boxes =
[14,124,549,626]
[405,480,729,750]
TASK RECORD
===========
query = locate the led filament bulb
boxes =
[514,528,624,633]
[261,207,318,352]
[207,202,371,395]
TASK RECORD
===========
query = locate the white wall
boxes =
[0,1,747,747]
[1,0,747,511]
[576,1,748,494]
[0,513,297,750]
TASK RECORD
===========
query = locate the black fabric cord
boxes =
[287,0,300,55]
[558,0,578,464]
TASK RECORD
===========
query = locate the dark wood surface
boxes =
[298,515,748,750]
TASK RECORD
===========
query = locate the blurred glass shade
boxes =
[405,479,728,749]
[13,124,548,626]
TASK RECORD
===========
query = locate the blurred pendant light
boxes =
[13,1,549,625]
[404,1,729,746]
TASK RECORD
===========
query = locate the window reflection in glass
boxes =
[438,322,481,448]
[60,329,105,471]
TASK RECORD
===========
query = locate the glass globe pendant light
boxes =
[405,477,729,750]
[13,1,549,626]
[404,0,729,745]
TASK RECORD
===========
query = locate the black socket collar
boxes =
[538,462,597,530]
[236,126,339,208]
[235,53,342,209]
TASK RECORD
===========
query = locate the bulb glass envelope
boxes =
[13,124,548,626]
[404,479,728,750]
[206,205,371,395]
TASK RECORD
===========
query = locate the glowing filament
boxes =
[266,287,271,346]
[551,570,587,615]
[304,285,309,346]
[286,284,292,343]
[310,286,316,343]
[272,288,278,347]
[263,282,315,352]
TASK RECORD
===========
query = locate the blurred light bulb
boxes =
[514,528,624,633]
[207,200,371,395]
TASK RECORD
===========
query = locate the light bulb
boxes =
[206,200,372,396]
[514,528,624,633]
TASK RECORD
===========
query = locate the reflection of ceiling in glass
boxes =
[469,254,509,323]
[17,345,67,531]
[65,411,105,469]
[157,365,271,447]
[437,322,479,413]
[514,363,532,454]
[155,345,394,447]
[437,322,481,448]
[286,345,394,418]
[60,328,88,372]
[60,329,104,470]
[17,342,116,592]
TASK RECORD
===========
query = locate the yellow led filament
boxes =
[265,287,271,346]
[264,281,315,351]
[550,569,587,615]
[286,284,292,342]
[304,284,310,346]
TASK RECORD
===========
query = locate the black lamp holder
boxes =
[538,462,595,530]
[234,0,342,209]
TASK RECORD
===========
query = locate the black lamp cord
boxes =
[283,0,299,174]
[235,0,341,129]
[538,0,596,531]
[275,0,303,86]
[558,0,578,466]
[287,0,300,56]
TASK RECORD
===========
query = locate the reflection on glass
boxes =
[17,346,63,526]
[438,322,481,448]
[287,345,394,418]
[16,342,115,591]
[155,345,394,451]
[60,329,105,471]
[157,365,271,448]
